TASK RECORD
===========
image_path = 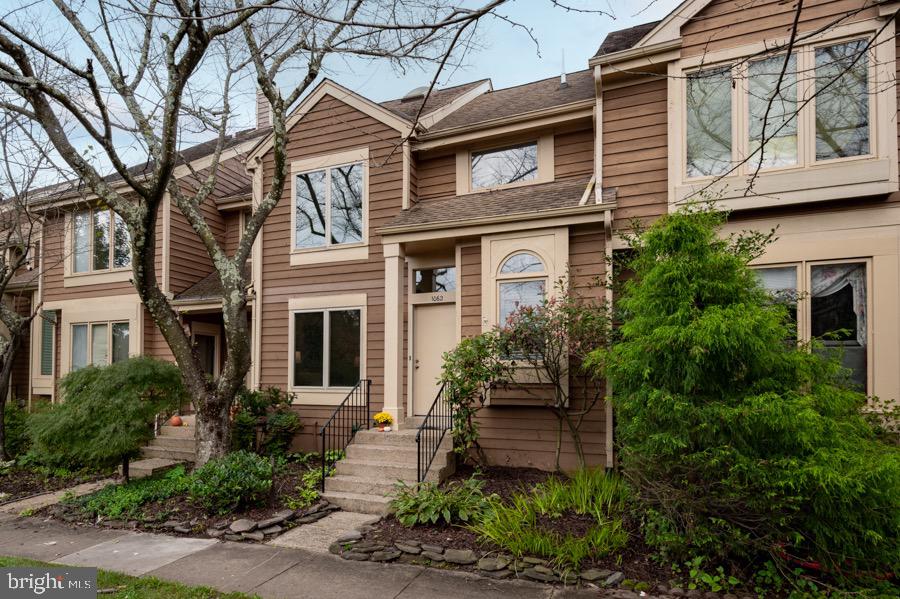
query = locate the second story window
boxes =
[683,37,873,180]
[295,162,364,250]
[73,208,131,273]
[471,143,538,190]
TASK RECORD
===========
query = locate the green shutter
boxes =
[40,311,55,376]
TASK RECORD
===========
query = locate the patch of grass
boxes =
[0,556,259,598]
[469,469,630,571]
[76,466,190,520]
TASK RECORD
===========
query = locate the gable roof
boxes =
[379,79,489,120]
[425,70,595,134]
[594,20,661,56]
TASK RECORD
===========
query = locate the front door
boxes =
[412,302,456,416]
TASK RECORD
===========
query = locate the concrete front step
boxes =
[159,424,194,439]
[140,445,196,462]
[324,475,399,497]
[334,458,445,483]
[146,436,197,451]
[125,457,185,479]
[320,490,392,515]
[351,428,420,446]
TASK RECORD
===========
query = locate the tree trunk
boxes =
[195,393,232,464]
[121,456,130,483]
[0,333,22,462]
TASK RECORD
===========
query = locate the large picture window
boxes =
[73,208,131,273]
[683,37,872,179]
[755,261,868,390]
[292,309,361,388]
[71,321,129,370]
[471,143,538,190]
[295,162,364,250]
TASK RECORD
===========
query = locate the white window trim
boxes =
[191,322,221,378]
[64,208,132,286]
[668,18,898,211]
[456,134,554,195]
[287,293,367,405]
[289,147,370,266]
[752,258,873,394]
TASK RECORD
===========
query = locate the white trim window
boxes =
[73,208,131,273]
[71,321,130,370]
[291,308,362,389]
[471,143,538,190]
[755,260,869,391]
[497,252,547,327]
[684,38,873,180]
[294,162,364,250]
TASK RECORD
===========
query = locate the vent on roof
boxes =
[400,86,429,102]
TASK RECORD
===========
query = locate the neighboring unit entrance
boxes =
[412,302,456,415]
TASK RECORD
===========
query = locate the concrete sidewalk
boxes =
[0,514,599,598]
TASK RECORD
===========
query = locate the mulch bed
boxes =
[41,461,324,542]
[365,464,673,588]
[0,468,111,504]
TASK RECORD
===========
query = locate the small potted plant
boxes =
[373,411,393,432]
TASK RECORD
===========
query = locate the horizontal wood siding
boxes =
[10,293,31,402]
[554,128,594,180]
[459,244,482,338]
[602,78,668,230]
[224,210,245,258]
[259,95,405,452]
[143,307,174,363]
[682,0,878,58]
[416,153,455,201]
[41,211,135,301]
[474,226,608,471]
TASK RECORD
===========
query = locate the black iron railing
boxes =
[416,382,455,482]
[320,379,371,490]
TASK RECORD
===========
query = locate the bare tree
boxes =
[0,0,506,465]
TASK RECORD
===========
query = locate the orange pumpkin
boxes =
[168,415,183,427]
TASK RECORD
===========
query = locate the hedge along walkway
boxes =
[0,478,116,515]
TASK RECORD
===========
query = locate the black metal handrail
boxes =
[320,379,371,490]
[416,382,455,482]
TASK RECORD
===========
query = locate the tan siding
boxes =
[416,153,456,201]
[143,307,175,363]
[554,128,595,180]
[459,244,481,338]
[681,0,878,57]
[259,95,405,452]
[224,210,245,258]
[474,226,608,471]
[41,212,135,301]
[602,78,668,230]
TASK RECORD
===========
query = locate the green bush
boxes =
[592,206,900,576]
[76,466,190,520]
[231,387,301,456]
[391,476,492,527]
[188,450,272,514]
[27,357,186,475]
[3,403,30,459]
[469,469,629,571]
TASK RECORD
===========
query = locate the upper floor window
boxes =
[295,162,364,250]
[471,143,538,190]
[73,208,131,273]
[684,38,872,180]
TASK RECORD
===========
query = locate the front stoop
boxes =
[127,417,197,479]
[322,426,454,516]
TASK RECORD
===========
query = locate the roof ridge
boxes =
[481,69,591,95]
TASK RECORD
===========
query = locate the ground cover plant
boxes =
[76,466,191,520]
[590,205,900,588]
[469,469,629,571]
[391,476,492,527]
[188,450,272,514]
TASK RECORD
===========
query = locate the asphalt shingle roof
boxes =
[426,70,595,133]
[173,262,251,303]
[382,176,596,230]
[594,20,659,57]
[379,80,488,120]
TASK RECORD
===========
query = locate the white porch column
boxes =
[383,243,406,428]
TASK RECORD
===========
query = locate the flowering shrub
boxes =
[373,411,393,426]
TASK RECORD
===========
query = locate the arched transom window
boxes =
[497,252,546,326]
